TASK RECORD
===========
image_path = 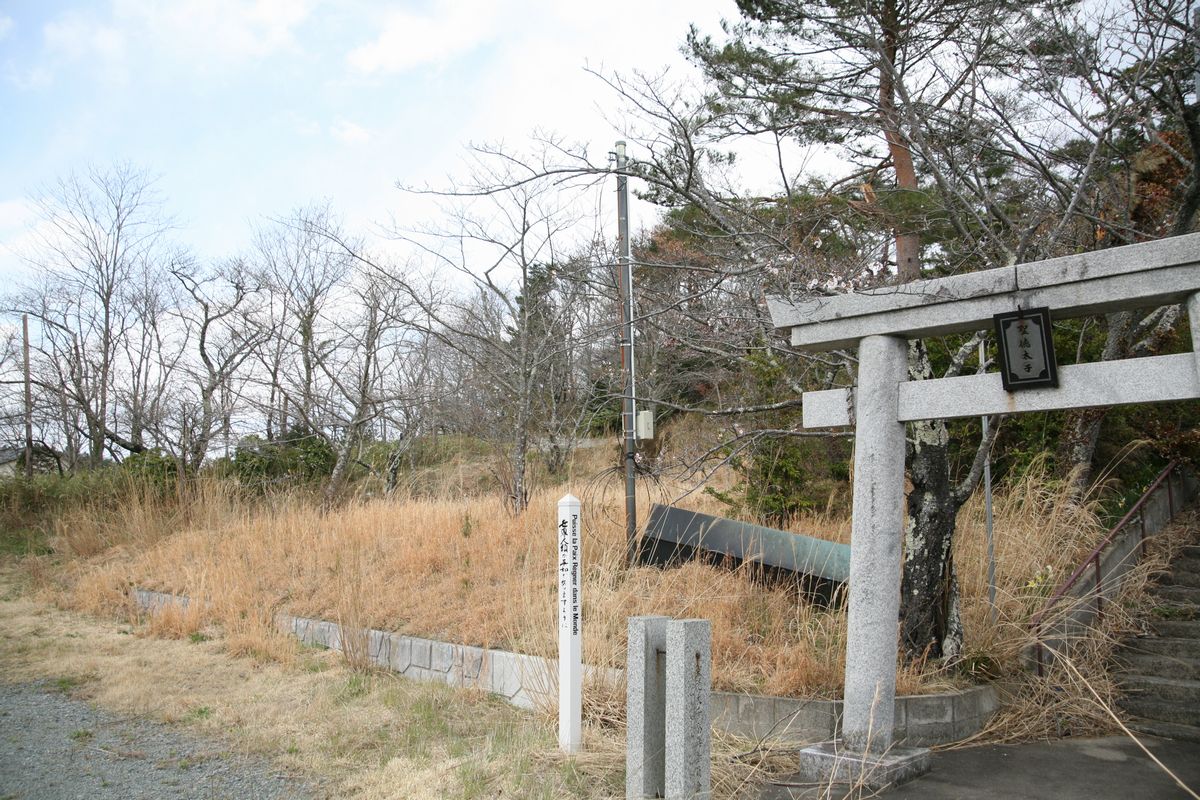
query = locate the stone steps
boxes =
[1166,570,1200,589]
[1169,555,1200,574]
[1115,652,1200,681]
[1125,718,1200,743]
[1152,619,1200,637]
[1121,635,1200,660]
[1118,674,1200,704]
[1119,696,1200,727]
[1151,585,1200,605]
[1115,531,1200,741]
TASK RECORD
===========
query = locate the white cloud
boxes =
[23,1,312,89]
[331,119,371,144]
[346,0,501,74]
[295,118,322,137]
[0,199,33,232]
[0,15,14,41]
[454,1,733,151]
[5,65,54,91]
[112,0,311,63]
[43,11,127,65]
[0,200,46,285]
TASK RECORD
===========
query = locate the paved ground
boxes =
[885,735,1200,800]
[0,681,316,800]
[766,735,1200,799]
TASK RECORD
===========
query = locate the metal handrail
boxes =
[1030,460,1180,675]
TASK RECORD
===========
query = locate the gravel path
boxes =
[0,681,316,800]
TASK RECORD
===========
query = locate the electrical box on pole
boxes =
[635,410,654,441]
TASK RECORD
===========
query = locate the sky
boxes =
[0,0,739,283]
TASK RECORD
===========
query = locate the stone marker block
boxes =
[368,629,387,662]
[388,635,411,674]
[796,741,930,791]
[627,615,668,799]
[490,651,522,699]
[665,619,711,800]
[431,641,455,673]
[411,638,431,670]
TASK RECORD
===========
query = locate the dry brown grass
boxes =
[0,566,619,798]
[959,507,1200,745]
[34,452,1118,708]
[952,458,1116,673]
[8,443,1191,797]
[0,565,801,798]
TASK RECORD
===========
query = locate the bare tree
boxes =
[380,162,606,511]
[316,272,416,505]
[250,205,352,439]
[678,0,1198,660]
[167,260,263,474]
[13,163,177,465]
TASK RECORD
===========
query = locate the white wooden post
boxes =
[557,493,582,753]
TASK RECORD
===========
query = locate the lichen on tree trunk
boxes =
[899,339,964,662]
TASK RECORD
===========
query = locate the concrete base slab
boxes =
[766,741,930,796]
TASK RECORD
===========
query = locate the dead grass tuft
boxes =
[0,570,641,798]
[13,448,1192,788]
[6,446,1196,797]
[34,459,1130,706]
[957,508,1200,745]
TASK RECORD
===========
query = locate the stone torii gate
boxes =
[767,232,1200,786]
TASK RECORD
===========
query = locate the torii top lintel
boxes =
[767,232,1200,352]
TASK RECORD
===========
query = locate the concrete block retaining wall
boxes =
[131,588,996,745]
[710,685,998,747]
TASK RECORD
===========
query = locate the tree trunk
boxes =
[878,8,964,661]
[509,424,529,513]
[87,417,105,467]
[323,438,355,508]
[384,440,409,495]
[899,340,963,661]
[1058,311,1130,499]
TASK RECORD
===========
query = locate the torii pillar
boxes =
[767,232,1200,788]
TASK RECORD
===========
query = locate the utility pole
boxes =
[979,340,996,623]
[614,141,638,559]
[23,314,32,480]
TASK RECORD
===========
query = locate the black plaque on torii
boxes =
[994,306,1059,392]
